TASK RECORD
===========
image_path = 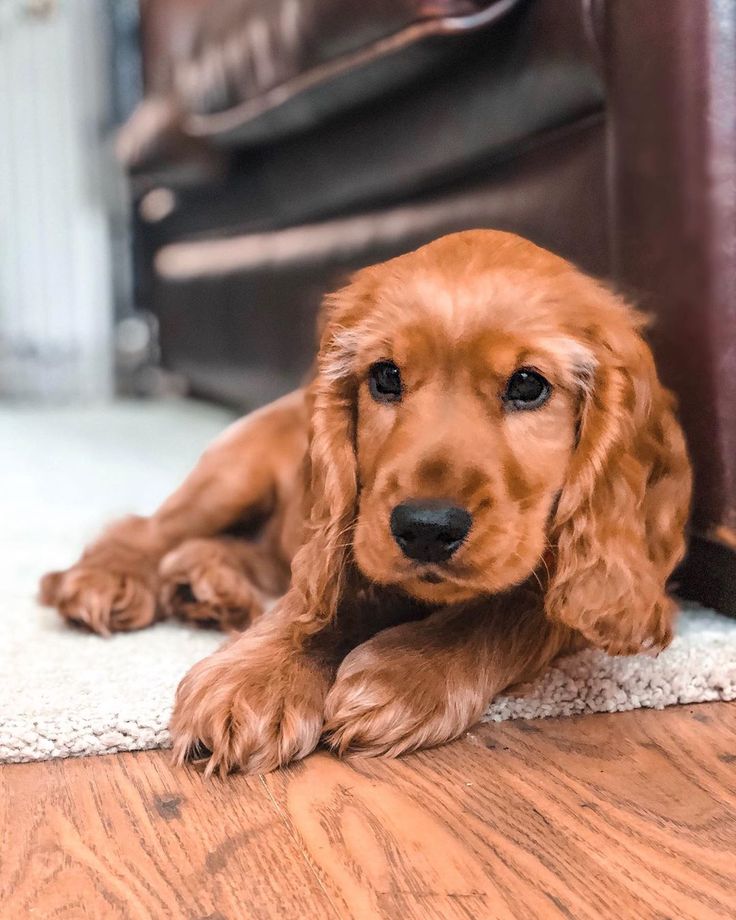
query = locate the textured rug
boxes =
[1,401,735,764]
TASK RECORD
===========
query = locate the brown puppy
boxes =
[40,230,692,774]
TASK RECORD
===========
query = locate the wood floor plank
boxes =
[264,703,736,920]
[1,748,338,920]
[2,702,735,920]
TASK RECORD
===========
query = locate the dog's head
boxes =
[292,230,691,654]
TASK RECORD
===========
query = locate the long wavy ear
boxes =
[546,291,692,655]
[287,272,376,634]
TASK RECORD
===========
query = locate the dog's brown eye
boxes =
[504,369,551,410]
[369,361,402,402]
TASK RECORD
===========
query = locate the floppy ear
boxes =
[287,275,373,633]
[546,295,692,655]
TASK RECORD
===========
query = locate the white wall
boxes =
[0,0,114,400]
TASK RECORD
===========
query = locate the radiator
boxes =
[0,0,114,400]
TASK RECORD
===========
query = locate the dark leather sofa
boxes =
[121,0,736,615]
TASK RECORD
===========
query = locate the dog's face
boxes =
[343,250,592,604]
[308,230,690,653]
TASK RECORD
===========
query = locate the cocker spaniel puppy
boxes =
[40,230,692,774]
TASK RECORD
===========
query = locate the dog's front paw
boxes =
[323,639,485,758]
[39,565,156,636]
[170,634,328,775]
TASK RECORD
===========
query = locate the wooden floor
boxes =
[2,702,735,920]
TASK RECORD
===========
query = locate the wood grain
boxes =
[1,749,338,919]
[2,703,735,919]
[266,703,736,920]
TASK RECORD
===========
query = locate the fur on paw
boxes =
[170,630,328,775]
[159,539,266,630]
[39,566,156,636]
[323,640,484,758]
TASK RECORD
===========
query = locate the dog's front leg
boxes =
[323,589,574,758]
[169,589,351,775]
[168,575,437,774]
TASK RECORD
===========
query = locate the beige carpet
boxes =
[1,401,735,764]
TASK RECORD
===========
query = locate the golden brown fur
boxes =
[40,230,692,774]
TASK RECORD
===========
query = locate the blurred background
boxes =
[0,0,734,614]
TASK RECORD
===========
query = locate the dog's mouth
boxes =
[401,564,481,605]
[414,558,474,584]
[415,562,470,586]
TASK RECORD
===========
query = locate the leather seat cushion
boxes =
[147,0,523,145]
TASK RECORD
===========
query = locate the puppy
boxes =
[40,230,692,774]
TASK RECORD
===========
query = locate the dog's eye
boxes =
[369,360,402,402]
[503,369,551,410]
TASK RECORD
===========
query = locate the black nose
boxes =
[390,500,472,563]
